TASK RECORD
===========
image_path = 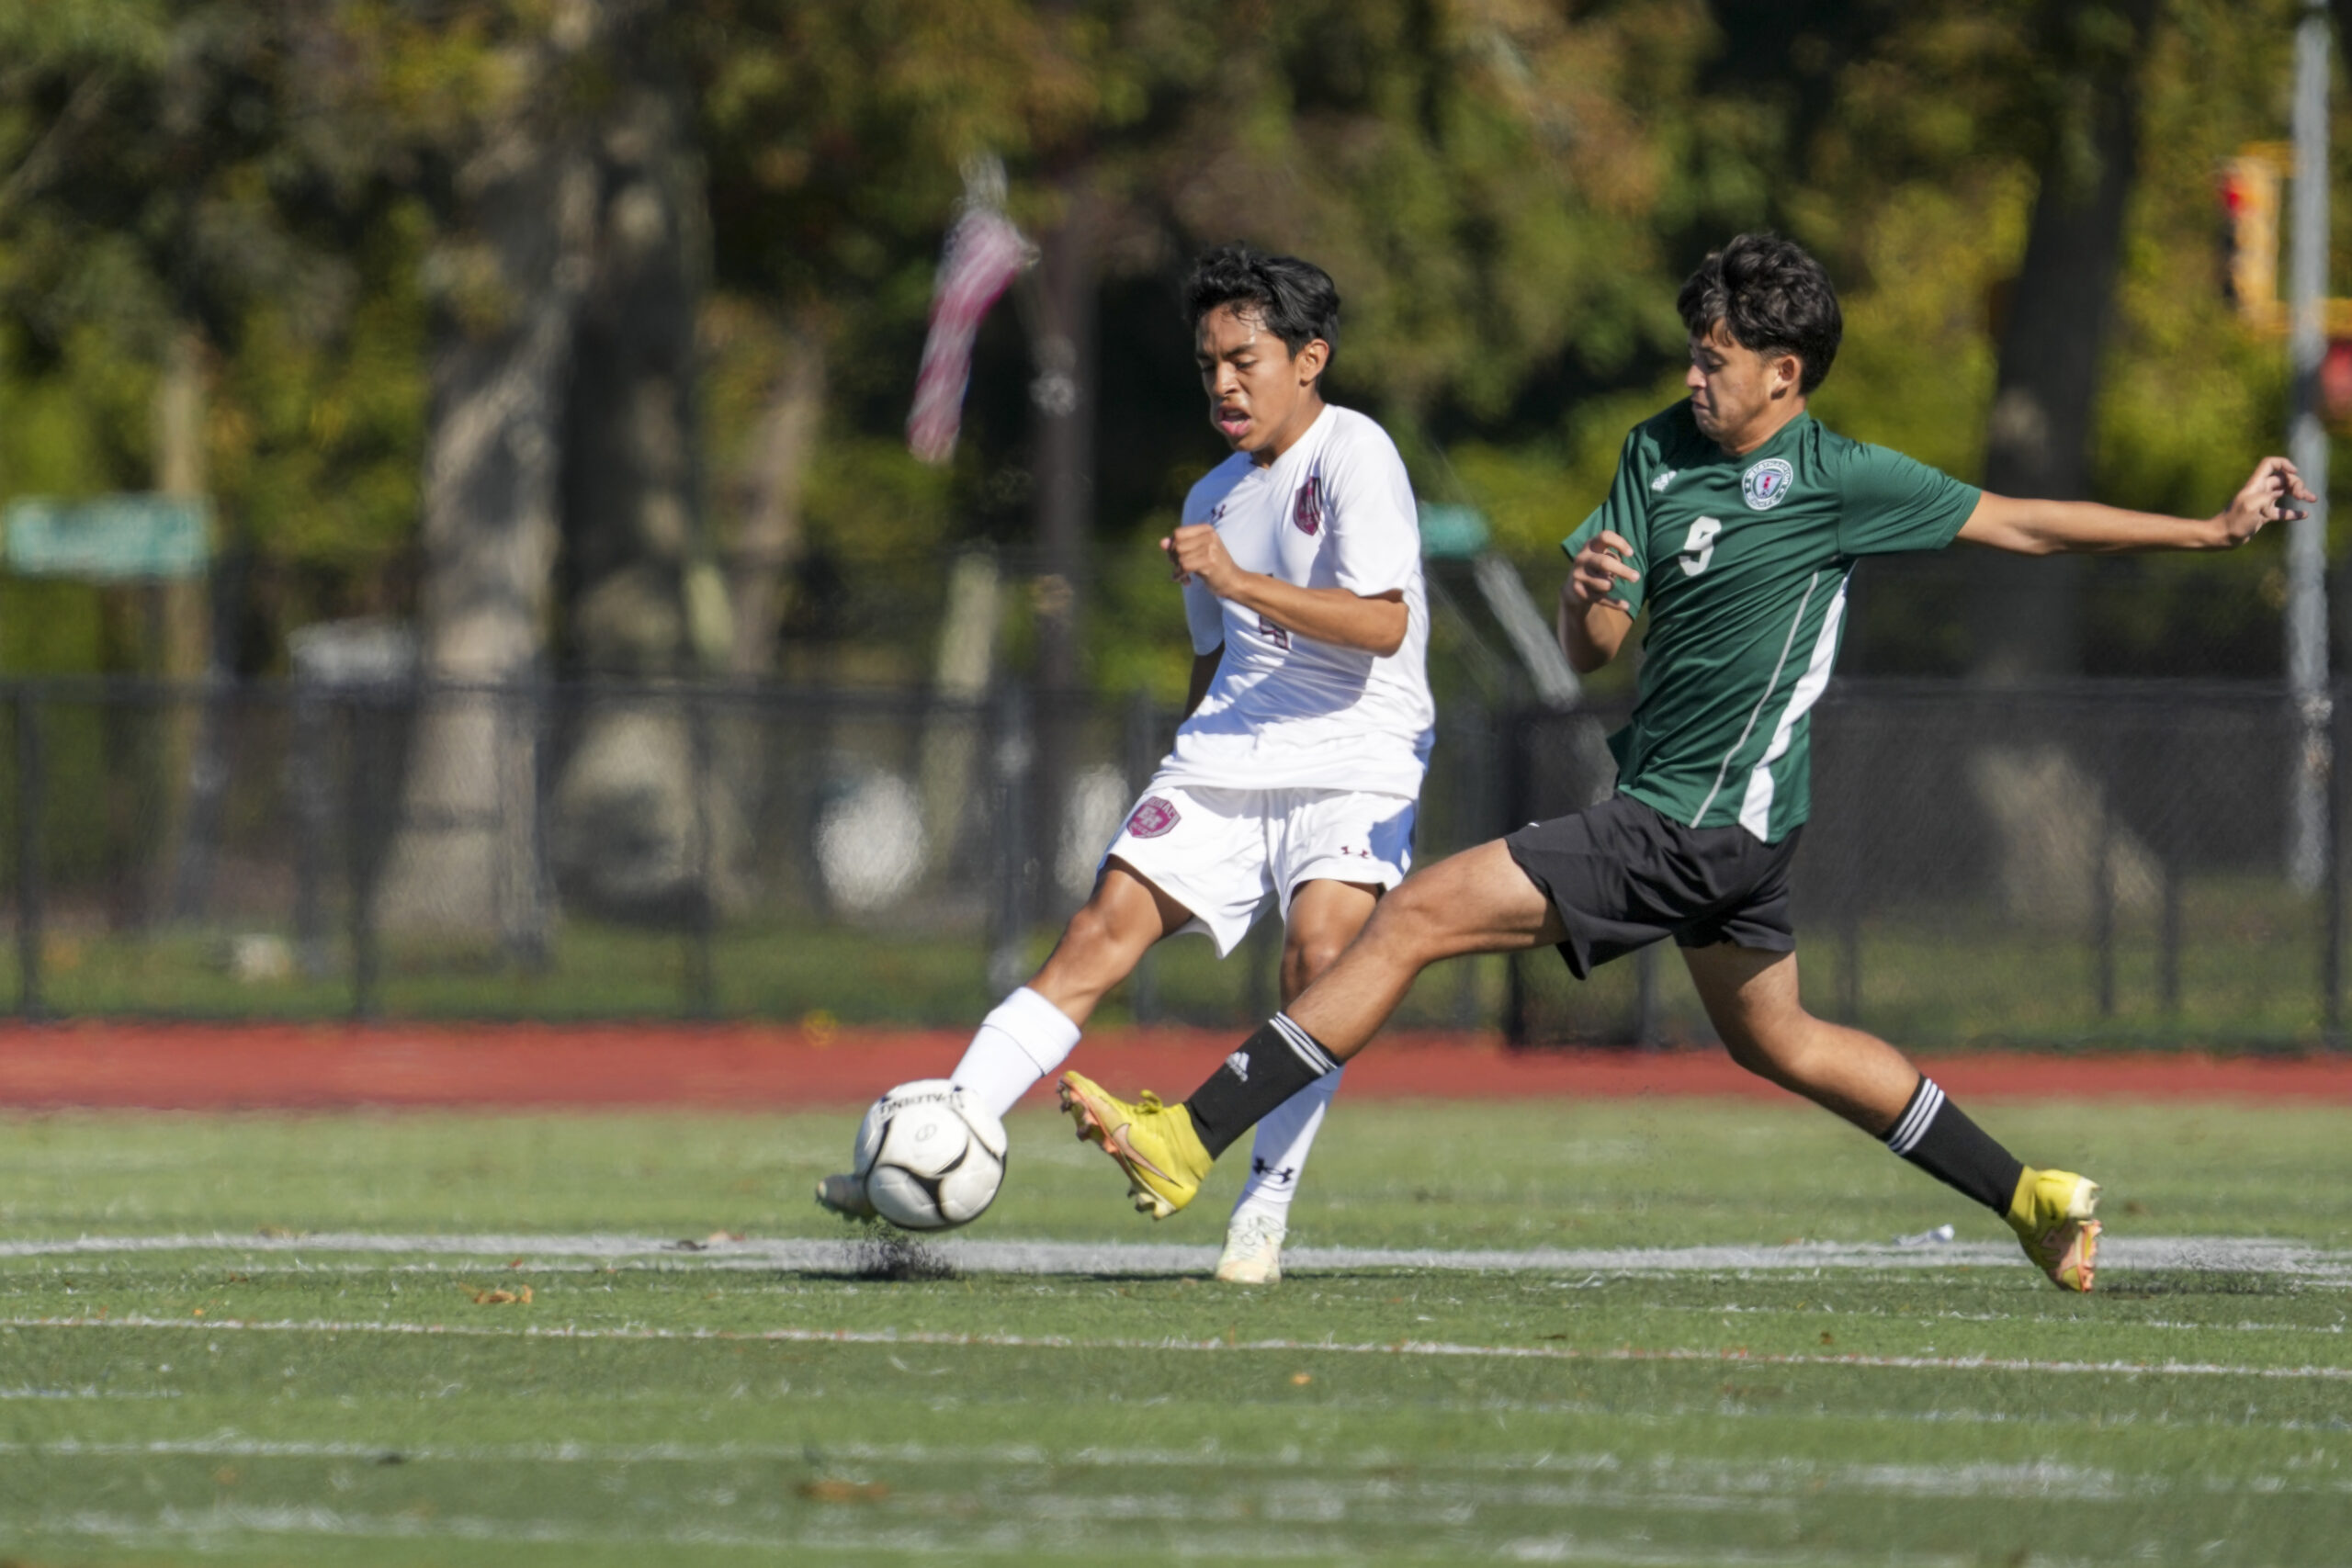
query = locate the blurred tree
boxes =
[0,1,432,660]
[1679,0,2304,680]
[365,3,598,941]
[0,0,2324,716]
[1969,0,2162,682]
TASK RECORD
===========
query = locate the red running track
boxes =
[0,1023,2345,1111]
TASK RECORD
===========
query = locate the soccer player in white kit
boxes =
[818,244,1436,1283]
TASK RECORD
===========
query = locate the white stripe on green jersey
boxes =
[1563,404,1977,843]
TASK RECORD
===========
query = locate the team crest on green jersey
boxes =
[1742,457,1794,511]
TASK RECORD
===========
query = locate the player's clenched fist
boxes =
[2215,456,2318,547]
[1568,528,1641,610]
[1162,521,1242,593]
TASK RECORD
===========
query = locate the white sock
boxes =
[1228,1065,1342,1226]
[949,987,1081,1120]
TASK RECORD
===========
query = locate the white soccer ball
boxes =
[852,1079,1008,1231]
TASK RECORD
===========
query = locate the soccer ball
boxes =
[853,1079,1008,1231]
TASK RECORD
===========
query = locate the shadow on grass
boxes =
[2098,1269,2302,1299]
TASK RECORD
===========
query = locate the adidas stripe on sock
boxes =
[1182,1012,1339,1158]
[1883,1075,2026,1215]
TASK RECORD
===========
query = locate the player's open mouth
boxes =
[1216,407,1251,439]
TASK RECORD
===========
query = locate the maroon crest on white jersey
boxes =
[1293,474,1322,536]
[1125,795,1181,839]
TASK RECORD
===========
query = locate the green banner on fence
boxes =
[3,494,211,581]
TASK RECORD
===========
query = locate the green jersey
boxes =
[1563,402,1978,842]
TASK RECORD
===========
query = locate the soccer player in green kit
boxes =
[1057,233,2315,1292]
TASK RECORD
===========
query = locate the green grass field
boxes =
[0,1099,2347,1565]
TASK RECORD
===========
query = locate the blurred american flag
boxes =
[907,204,1030,465]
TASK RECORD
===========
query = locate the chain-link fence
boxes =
[0,675,2342,1049]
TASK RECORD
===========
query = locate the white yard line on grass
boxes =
[1,1505,1996,1565]
[6,1310,2348,1382]
[0,1435,2153,1504]
[0,1232,2346,1279]
[0,1436,2273,1512]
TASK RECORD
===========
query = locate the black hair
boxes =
[1182,244,1340,371]
[1676,233,1842,394]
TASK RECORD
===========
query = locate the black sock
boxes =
[1182,1014,1339,1158]
[1884,1076,2026,1216]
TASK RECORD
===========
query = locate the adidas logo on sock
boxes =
[1226,1050,1250,1082]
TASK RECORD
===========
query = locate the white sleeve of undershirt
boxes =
[1182,574,1226,656]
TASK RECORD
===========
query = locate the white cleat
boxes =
[1215,1209,1287,1285]
[814,1172,877,1221]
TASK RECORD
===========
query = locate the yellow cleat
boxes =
[2007,1166,2102,1292]
[1057,1070,1213,1219]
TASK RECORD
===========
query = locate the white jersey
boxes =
[1165,404,1434,798]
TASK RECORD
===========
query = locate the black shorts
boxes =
[1504,793,1801,980]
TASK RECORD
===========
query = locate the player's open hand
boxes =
[1162,522,1241,593]
[2217,457,2316,546]
[1568,530,1641,610]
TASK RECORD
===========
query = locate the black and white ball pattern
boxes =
[853,1079,1009,1231]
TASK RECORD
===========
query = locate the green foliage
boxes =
[0,0,2335,682]
[0,1,437,669]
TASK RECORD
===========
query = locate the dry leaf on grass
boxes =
[465,1285,533,1306]
[798,1480,889,1503]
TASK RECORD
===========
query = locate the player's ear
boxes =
[1294,337,1329,387]
[1772,353,1803,397]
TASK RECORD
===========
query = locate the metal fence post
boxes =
[1633,943,1660,1049]
[291,681,331,977]
[2326,682,2345,1043]
[1835,816,1862,1026]
[15,688,43,1020]
[2094,807,2117,1020]
[520,674,554,973]
[686,685,717,1020]
[345,692,380,1021]
[989,682,1033,997]
[2158,860,2182,1017]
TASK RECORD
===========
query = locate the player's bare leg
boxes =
[1681,943,2100,1290]
[1278,880,1380,1003]
[1282,840,1563,1059]
[1217,877,1380,1284]
[1676,945,1916,1134]
[1027,861,1195,1024]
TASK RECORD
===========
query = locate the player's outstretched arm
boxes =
[1558,528,1638,673]
[1955,457,2314,557]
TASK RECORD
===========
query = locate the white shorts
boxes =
[1099,776,1417,956]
